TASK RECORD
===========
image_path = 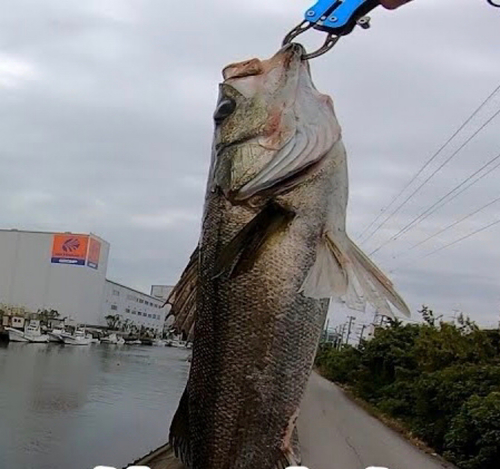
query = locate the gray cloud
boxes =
[1,0,499,327]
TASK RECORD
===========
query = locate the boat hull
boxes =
[62,337,91,346]
[26,334,49,343]
[48,332,64,343]
[7,329,29,342]
[6,328,49,343]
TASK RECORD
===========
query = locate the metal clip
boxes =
[282,0,379,60]
[282,21,341,60]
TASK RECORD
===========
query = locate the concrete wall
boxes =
[102,280,167,334]
[0,230,109,325]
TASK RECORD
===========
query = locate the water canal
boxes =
[0,342,189,469]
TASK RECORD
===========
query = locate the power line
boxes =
[421,218,500,259]
[364,106,500,249]
[392,151,500,240]
[357,83,500,242]
[393,218,500,271]
[369,150,500,255]
[400,194,500,256]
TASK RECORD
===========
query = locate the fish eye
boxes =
[214,98,236,124]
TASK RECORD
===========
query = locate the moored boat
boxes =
[125,339,142,345]
[48,328,65,343]
[62,329,92,346]
[6,320,49,343]
[170,339,188,349]
[101,333,125,345]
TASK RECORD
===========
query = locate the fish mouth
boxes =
[278,42,306,57]
[269,43,311,84]
[222,43,308,84]
[273,43,306,69]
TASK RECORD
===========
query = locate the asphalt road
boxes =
[298,373,455,469]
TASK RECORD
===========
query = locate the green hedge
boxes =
[315,307,500,469]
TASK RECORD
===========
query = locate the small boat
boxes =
[125,339,142,345]
[62,329,92,346]
[153,339,166,347]
[6,320,49,343]
[170,340,188,349]
[48,328,65,343]
[101,333,125,345]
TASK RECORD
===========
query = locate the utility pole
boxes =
[358,324,367,346]
[345,316,355,345]
[339,323,347,348]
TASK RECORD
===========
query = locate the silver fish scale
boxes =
[187,165,332,469]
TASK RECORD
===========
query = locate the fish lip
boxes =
[275,43,305,72]
[279,42,306,59]
[280,43,311,78]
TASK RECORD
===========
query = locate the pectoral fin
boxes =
[214,202,295,279]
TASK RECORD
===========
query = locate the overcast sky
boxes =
[1,0,499,327]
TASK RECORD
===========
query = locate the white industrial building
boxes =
[0,229,110,325]
[0,229,173,331]
[102,280,166,334]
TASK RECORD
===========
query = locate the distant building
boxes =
[0,229,109,325]
[102,280,166,334]
[0,228,170,330]
[150,285,176,335]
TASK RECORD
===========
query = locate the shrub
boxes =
[444,392,500,469]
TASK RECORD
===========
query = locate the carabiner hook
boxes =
[282,21,341,60]
[487,0,500,7]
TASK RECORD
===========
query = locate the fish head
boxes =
[211,43,342,202]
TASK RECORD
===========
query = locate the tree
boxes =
[37,309,60,326]
[120,318,132,333]
[105,314,121,330]
[444,392,500,469]
[314,307,500,468]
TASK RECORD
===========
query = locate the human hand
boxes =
[380,0,413,9]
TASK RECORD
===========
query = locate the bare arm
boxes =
[380,0,413,9]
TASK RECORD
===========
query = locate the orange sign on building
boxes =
[51,234,89,266]
[87,237,101,270]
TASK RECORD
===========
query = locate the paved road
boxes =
[298,373,455,469]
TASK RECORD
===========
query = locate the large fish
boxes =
[167,43,410,469]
